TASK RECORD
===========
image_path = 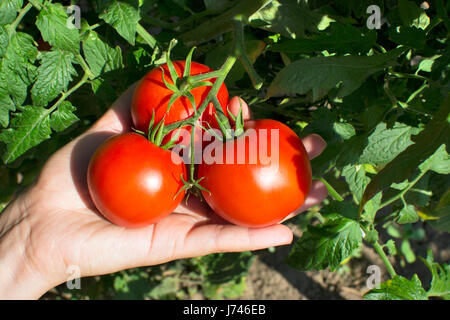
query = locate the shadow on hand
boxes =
[70,131,117,210]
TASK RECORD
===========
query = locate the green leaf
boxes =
[0,0,23,25]
[99,0,140,45]
[397,204,419,224]
[249,0,321,39]
[398,0,422,27]
[270,23,376,55]
[267,49,401,101]
[361,95,450,209]
[364,274,428,300]
[0,26,8,57]
[50,101,78,132]
[36,2,80,54]
[0,31,38,125]
[359,122,421,166]
[342,164,370,202]
[0,105,51,164]
[82,31,123,78]
[401,239,416,263]
[419,144,450,174]
[31,50,77,106]
[389,26,426,49]
[287,217,362,271]
[179,0,273,45]
[420,250,450,299]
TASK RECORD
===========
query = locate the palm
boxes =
[27,85,327,281]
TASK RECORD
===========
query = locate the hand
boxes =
[0,85,327,299]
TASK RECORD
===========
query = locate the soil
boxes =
[239,221,450,300]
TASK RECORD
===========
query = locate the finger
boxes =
[88,82,138,133]
[228,96,252,121]
[301,134,327,160]
[280,179,328,222]
[173,223,293,259]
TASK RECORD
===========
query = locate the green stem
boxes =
[389,72,428,82]
[136,24,157,49]
[319,177,343,202]
[378,169,428,210]
[163,55,237,133]
[233,18,263,90]
[189,124,196,182]
[10,2,33,32]
[188,70,223,83]
[372,241,397,278]
[76,54,95,80]
[50,73,89,112]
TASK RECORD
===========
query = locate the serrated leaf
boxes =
[270,23,376,55]
[359,122,421,166]
[31,50,77,106]
[342,164,370,202]
[267,49,401,101]
[420,250,450,299]
[0,106,51,163]
[397,204,419,224]
[419,144,450,174]
[364,274,428,300]
[36,3,80,54]
[287,217,362,271]
[249,0,321,39]
[50,101,78,132]
[99,0,140,45]
[0,0,23,25]
[82,31,123,77]
[0,31,38,124]
[361,95,450,209]
[0,26,9,57]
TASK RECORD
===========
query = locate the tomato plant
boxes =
[2,0,449,301]
[198,119,312,228]
[87,132,186,228]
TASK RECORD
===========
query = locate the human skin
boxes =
[0,86,328,299]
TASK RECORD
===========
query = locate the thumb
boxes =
[227,96,252,121]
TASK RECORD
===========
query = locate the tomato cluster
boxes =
[87,60,312,228]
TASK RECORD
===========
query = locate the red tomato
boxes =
[131,61,229,144]
[87,133,186,228]
[198,119,312,228]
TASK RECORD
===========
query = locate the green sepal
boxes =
[183,46,196,78]
[147,109,156,139]
[166,91,181,113]
[161,125,184,150]
[185,91,197,114]
[234,106,244,137]
[160,66,179,92]
[165,39,179,85]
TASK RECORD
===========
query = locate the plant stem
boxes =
[163,55,237,133]
[233,19,263,90]
[49,73,90,113]
[319,177,344,202]
[136,23,157,49]
[10,3,33,32]
[76,54,95,80]
[372,241,397,278]
[379,169,428,210]
[188,70,223,83]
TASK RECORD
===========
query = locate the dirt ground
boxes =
[239,222,450,300]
